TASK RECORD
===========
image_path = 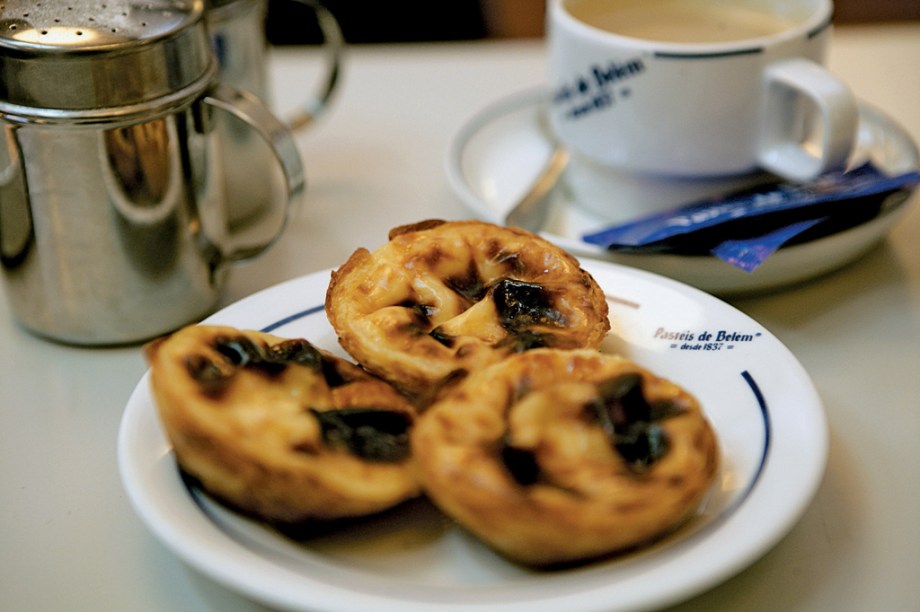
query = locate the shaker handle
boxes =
[203,82,305,262]
[284,0,345,132]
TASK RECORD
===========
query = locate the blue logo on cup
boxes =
[553,56,645,119]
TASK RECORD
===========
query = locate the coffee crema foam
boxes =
[565,0,799,44]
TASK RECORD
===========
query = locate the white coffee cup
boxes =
[547,0,858,220]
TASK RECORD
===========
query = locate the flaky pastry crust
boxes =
[325,220,610,398]
[145,325,420,523]
[411,348,720,566]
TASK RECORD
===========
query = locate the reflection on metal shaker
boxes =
[0,103,229,344]
[0,126,31,269]
[104,119,188,278]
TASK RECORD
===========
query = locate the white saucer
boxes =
[446,87,919,296]
[119,262,827,612]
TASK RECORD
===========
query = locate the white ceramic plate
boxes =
[119,261,827,612]
[445,87,919,296]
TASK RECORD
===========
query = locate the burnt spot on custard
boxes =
[491,279,565,333]
[429,326,455,348]
[445,262,487,303]
[186,334,351,396]
[184,353,235,395]
[213,335,283,372]
[309,407,412,462]
[394,250,568,352]
[588,373,684,472]
[482,240,527,275]
[496,329,554,353]
[501,441,541,486]
[493,250,526,276]
[398,300,437,332]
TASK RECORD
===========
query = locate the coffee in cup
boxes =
[568,0,797,43]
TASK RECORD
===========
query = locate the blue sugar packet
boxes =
[711,218,825,272]
[582,162,920,270]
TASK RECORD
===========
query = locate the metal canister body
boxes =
[0,103,229,344]
[0,1,304,344]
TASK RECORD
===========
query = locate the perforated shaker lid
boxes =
[0,0,214,118]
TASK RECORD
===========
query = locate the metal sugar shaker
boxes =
[0,0,304,345]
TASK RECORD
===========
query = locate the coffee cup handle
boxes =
[758,58,858,182]
[283,0,345,132]
[204,83,305,262]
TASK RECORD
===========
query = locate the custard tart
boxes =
[411,348,720,566]
[325,219,610,398]
[145,325,420,524]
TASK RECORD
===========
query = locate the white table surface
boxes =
[2,22,919,612]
